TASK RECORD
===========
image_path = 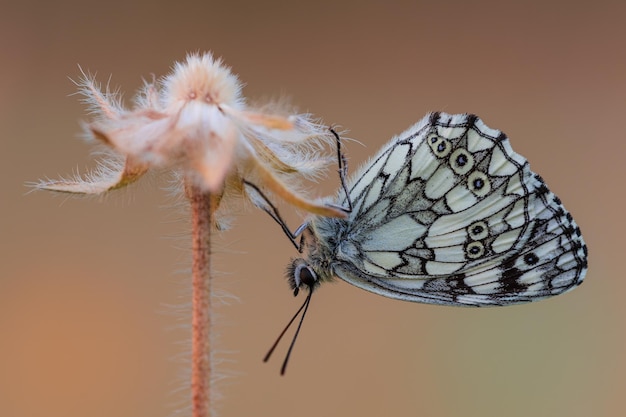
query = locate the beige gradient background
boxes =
[1,1,622,416]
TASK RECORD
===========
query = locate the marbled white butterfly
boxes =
[248,112,588,373]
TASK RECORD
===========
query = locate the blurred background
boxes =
[1,1,623,416]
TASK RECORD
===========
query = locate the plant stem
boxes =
[188,183,216,417]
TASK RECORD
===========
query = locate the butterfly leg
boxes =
[243,180,307,252]
[329,127,353,214]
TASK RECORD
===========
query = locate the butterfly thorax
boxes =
[301,215,353,283]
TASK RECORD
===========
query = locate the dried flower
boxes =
[35,52,345,219]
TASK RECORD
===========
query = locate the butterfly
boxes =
[246,112,588,373]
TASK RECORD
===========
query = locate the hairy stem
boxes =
[188,183,216,417]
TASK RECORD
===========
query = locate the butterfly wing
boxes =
[322,112,587,306]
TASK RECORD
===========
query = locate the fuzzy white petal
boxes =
[33,155,148,194]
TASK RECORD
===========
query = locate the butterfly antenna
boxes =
[263,292,309,363]
[280,291,312,375]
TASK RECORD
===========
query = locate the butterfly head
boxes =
[286,258,319,297]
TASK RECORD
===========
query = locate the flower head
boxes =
[35,52,345,219]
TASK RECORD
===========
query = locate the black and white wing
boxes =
[319,112,587,306]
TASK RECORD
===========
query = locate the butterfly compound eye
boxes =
[298,265,317,287]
